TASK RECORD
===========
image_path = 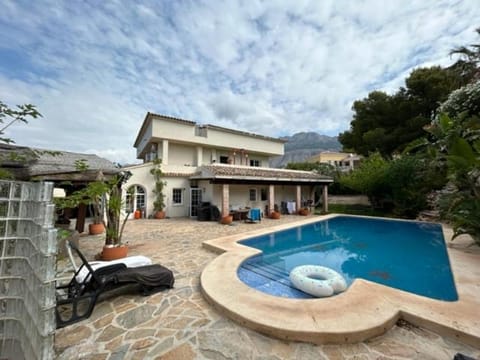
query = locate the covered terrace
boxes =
[191,164,333,217]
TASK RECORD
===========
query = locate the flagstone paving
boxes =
[55,216,480,360]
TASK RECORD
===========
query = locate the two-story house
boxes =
[124,113,333,219]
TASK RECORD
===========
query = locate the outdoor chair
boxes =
[55,241,174,329]
[245,208,262,223]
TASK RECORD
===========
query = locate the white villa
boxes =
[124,113,333,219]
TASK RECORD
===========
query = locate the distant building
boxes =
[307,151,361,172]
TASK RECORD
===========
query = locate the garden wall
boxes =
[329,195,370,206]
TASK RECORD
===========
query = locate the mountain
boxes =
[269,132,342,168]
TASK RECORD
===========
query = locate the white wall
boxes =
[139,116,284,157]
[124,163,191,218]
[168,143,196,166]
[163,177,190,217]
[136,124,153,158]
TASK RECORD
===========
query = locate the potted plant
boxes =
[101,171,133,260]
[220,214,233,224]
[298,208,309,216]
[85,181,107,234]
[150,158,166,219]
[270,211,281,219]
[54,184,105,235]
[56,171,133,260]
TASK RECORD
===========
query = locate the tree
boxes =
[339,151,445,217]
[0,101,42,144]
[425,80,480,244]
[449,27,480,82]
[339,67,462,157]
[385,154,445,217]
[0,101,42,179]
[437,80,480,118]
[339,153,390,207]
[56,171,134,246]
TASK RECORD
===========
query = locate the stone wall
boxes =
[0,181,56,360]
[329,195,371,206]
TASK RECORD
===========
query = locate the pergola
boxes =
[0,144,119,232]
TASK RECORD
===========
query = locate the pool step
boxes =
[241,262,291,286]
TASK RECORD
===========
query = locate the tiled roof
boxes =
[192,164,332,183]
[30,149,117,176]
[0,144,118,180]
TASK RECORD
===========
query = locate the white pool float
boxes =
[289,265,347,297]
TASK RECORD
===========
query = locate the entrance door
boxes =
[190,188,202,217]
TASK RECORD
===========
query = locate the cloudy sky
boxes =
[0,1,479,164]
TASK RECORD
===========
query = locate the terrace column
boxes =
[268,184,275,216]
[222,184,230,217]
[322,184,329,213]
[296,185,301,214]
[196,146,203,166]
[162,140,169,165]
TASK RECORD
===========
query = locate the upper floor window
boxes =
[220,156,229,164]
[195,125,208,137]
[250,159,260,167]
[145,152,157,162]
[172,188,183,205]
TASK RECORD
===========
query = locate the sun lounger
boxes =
[65,241,152,282]
[73,256,153,283]
[56,241,174,328]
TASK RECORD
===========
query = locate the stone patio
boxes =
[54,216,480,359]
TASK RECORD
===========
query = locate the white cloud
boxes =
[0,0,479,163]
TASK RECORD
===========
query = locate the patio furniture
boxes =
[245,208,261,223]
[56,241,174,328]
[230,208,249,221]
[65,240,153,283]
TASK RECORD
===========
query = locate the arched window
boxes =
[126,185,146,212]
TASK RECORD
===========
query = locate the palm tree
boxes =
[449,27,480,83]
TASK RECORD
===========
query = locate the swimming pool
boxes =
[238,216,458,301]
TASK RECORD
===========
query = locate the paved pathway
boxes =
[55,216,480,359]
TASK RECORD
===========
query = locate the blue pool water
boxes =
[238,216,458,301]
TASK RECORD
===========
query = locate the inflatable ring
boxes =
[289,265,347,298]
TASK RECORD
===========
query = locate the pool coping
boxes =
[200,214,480,345]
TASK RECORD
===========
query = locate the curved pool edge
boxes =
[200,214,480,346]
[201,250,401,344]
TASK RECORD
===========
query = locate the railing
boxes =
[0,181,56,360]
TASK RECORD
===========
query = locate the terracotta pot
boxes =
[88,223,105,235]
[154,210,166,219]
[270,211,281,219]
[220,215,233,224]
[134,210,142,219]
[101,245,128,261]
[298,209,309,216]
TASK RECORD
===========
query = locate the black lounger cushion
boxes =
[112,264,175,293]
